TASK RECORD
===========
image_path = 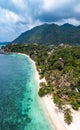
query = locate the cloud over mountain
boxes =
[0,0,80,41]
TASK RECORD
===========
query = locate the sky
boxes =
[0,0,80,42]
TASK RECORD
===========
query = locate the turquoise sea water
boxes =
[0,54,55,130]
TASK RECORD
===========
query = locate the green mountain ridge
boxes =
[12,23,80,45]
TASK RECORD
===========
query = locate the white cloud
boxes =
[74,4,80,13]
[12,0,26,10]
[42,0,55,11]
[0,7,21,24]
[0,0,80,41]
[55,18,80,26]
[67,18,80,26]
[0,7,24,41]
[27,20,42,29]
[42,0,74,12]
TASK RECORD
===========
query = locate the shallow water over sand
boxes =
[0,54,55,130]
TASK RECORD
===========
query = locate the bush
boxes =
[64,108,72,125]
[38,87,48,97]
[72,104,80,110]
[53,61,63,70]
[53,94,61,104]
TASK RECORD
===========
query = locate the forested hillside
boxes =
[12,23,80,45]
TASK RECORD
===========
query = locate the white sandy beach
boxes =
[19,53,80,130]
[42,95,80,130]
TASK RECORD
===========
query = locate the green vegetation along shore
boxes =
[3,43,80,124]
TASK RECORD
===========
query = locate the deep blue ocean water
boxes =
[0,54,55,130]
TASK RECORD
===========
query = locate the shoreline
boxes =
[18,53,80,130]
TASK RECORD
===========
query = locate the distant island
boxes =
[0,42,10,45]
[2,43,80,128]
